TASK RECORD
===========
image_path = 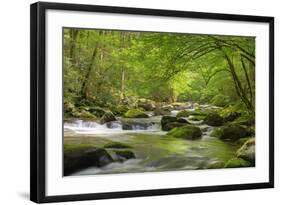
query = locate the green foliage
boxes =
[211,94,230,107]
[63,28,255,116]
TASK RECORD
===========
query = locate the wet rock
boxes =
[114,150,136,161]
[167,125,202,140]
[64,146,113,175]
[104,142,132,149]
[122,121,153,130]
[176,109,208,118]
[162,122,187,131]
[154,106,171,116]
[137,98,156,111]
[204,113,224,126]
[237,138,255,164]
[211,124,249,141]
[161,116,188,131]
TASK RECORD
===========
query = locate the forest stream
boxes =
[64,105,240,176]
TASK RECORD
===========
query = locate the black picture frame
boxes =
[30,1,274,203]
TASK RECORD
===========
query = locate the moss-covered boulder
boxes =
[160,116,188,131]
[220,106,241,122]
[104,142,132,149]
[176,110,191,118]
[137,98,156,111]
[100,111,116,124]
[167,125,202,140]
[176,109,209,118]
[162,122,187,131]
[114,150,136,161]
[237,138,255,164]
[124,109,149,118]
[204,113,224,126]
[211,124,249,141]
[154,106,171,116]
[225,157,252,168]
[64,144,113,175]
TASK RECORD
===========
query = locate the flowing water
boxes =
[64,107,239,175]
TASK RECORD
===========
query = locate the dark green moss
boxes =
[167,125,202,140]
[162,122,187,131]
[225,157,252,168]
[64,144,113,175]
[211,124,249,141]
[124,109,149,118]
[104,142,132,149]
[114,150,136,161]
[204,113,224,126]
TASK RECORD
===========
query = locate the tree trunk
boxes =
[223,51,254,111]
[120,68,125,102]
[69,29,79,65]
[81,45,99,100]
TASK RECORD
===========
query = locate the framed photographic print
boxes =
[30,1,274,203]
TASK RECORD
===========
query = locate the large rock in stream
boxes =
[204,112,224,126]
[225,137,255,168]
[64,145,114,175]
[167,125,202,140]
[211,124,249,141]
[161,116,189,131]
[137,98,156,111]
[114,150,136,162]
[124,109,149,118]
[236,138,255,164]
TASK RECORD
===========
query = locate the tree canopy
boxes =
[63,28,255,114]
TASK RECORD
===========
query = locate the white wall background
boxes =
[0,0,279,204]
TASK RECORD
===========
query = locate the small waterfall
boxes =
[64,117,163,135]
